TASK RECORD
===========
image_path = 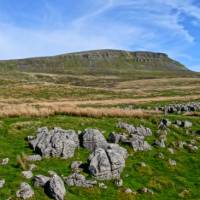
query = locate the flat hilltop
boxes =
[0,49,189,75]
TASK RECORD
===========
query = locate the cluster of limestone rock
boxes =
[159,102,200,114]
[1,118,199,200]
[17,124,153,199]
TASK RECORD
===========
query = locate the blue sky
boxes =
[0,0,200,71]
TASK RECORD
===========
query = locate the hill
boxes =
[0,49,189,75]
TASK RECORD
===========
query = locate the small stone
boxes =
[125,188,133,194]
[33,175,50,187]
[27,136,35,141]
[157,152,164,159]
[159,119,171,130]
[139,187,154,194]
[179,189,190,198]
[71,161,83,172]
[169,159,176,166]
[190,139,196,145]
[177,141,186,149]
[187,144,198,152]
[115,178,123,187]
[26,155,42,162]
[183,121,192,128]
[140,162,147,167]
[154,139,166,148]
[98,182,107,189]
[0,179,5,188]
[16,182,34,199]
[64,173,97,188]
[48,171,57,176]
[29,164,37,171]
[77,130,82,135]
[0,158,9,165]
[22,171,33,179]
[175,120,182,126]
[168,148,174,154]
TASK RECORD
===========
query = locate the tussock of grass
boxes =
[16,153,28,170]
[0,104,161,118]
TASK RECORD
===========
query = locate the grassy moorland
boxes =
[0,50,200,199]
[0,114,200,200]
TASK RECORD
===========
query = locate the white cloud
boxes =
[0,0,200,71]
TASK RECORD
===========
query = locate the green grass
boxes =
[0,113,200,200]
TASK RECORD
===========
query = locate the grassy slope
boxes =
[0,49,188,75]
[0,114,200,200]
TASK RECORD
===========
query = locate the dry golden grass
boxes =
[184,112,200,116]
[116,77,200,90]
[2,94,200,107]
[0,94,199,118]
[71,95,200,106]
[0,103,161,118]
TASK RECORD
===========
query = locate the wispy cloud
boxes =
[0,0,200,71]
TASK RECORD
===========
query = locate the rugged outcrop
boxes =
[64,173,97,188]
[81,129,108,151]
[0,49,188,74]
[29,127,79,159]
[88,144,128,180]
[44,175,66,200]
[33,175,50,187]
[117,122,152,136]
[159,102,200,114]
[108,122,152,151]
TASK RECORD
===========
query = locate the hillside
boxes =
[0,49,188,75]
[0,49,200,200]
